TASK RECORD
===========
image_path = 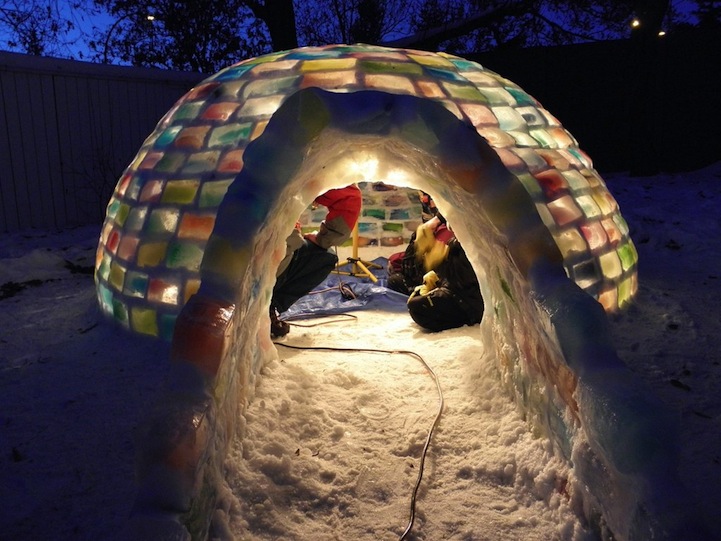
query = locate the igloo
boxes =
[95,45,703,540]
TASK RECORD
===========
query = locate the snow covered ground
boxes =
[220,310,589,540]
[1,163,719,540]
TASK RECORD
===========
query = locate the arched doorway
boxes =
[147,88,674,540]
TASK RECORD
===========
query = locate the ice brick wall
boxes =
[101,45,697,541]
[95,44,638,340]
[299,183,423,248]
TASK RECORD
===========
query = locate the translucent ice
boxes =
[94,45,699,541]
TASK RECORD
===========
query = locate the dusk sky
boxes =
[1,0,702,66]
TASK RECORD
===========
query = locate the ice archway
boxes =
[94,45,703,540]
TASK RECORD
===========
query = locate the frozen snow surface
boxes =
[221,311,591,540]
[1,163,720,540]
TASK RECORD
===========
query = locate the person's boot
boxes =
[270,305,290,338]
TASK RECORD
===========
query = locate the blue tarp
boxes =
[282,257,409,319]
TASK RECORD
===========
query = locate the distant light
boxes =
[631,18,641,28]
[146,15,155,21]
[658,30,666,37]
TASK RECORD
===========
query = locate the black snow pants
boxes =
[272,240,339,313]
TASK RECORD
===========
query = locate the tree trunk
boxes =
[248,0,298,51]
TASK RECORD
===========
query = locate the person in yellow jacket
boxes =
[406,218,484,332]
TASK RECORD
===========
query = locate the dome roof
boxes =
[95,44,637,339]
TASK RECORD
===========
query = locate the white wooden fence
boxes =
[0,51,206,233]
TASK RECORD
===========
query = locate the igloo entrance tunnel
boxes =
[94,45,704,540]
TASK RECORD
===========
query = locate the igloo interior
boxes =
[93,45,707,540]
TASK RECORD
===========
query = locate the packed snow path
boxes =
[221,310,591,540]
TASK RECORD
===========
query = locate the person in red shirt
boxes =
[270,184,362,338]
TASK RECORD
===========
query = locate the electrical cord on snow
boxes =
[279,258,358,328]
[273,341,444,541]
[312,245,358,301]
[305,282,357,300]
[282,312,358,328]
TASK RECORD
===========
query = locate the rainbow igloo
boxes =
[95,43,637,341]
[94,45,693,541]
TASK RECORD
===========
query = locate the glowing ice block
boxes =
[94,45,689,541]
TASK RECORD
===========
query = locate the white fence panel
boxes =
[0,52,206,232]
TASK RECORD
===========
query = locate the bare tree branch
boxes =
[381,0,524,49]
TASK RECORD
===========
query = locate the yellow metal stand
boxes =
[333,223,383,283]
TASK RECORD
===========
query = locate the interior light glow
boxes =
[383,168,410,186]
[631,18,641,28]
[347,154,379,183]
